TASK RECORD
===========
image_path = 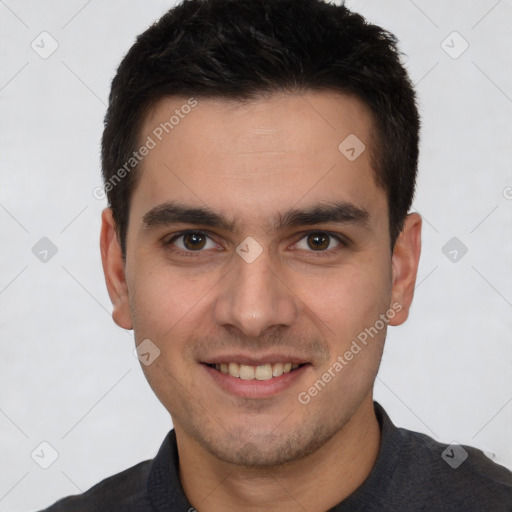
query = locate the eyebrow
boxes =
[141,200,370,232]
[275,202,370,230]
[142,202,234,231]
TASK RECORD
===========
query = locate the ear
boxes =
[100,208,133,330]
[388,213,422,326]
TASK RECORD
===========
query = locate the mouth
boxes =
[205,362,306,381]
[201,358,312,399]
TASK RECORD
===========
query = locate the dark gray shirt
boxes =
[41,402,512,511]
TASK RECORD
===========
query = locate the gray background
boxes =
[1,0,511,510]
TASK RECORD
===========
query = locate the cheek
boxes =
[297,257,392,342]
[127,263,216,408]
[127,259,219,341]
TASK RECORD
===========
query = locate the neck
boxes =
[175,395,381,512]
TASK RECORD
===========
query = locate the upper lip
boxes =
[202,353,310,366]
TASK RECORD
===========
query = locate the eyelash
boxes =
[163,230,349,257]
[163,230,220,258]
[293,231,348,256]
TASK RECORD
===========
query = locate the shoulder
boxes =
[39,460,152,511]
[368,403,512,511]
[39,429,188,512]
[394,426,512,510]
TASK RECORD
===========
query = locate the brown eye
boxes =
[307,232,330,250]
[294,231,343,253]
[165,231,219,255]
[182,232,207,250]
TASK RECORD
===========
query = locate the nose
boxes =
[213,249,299,338]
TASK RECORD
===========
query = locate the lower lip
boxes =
[202,364,310,399]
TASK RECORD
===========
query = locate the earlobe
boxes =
[389,213,422,326]
[100,208,133,330]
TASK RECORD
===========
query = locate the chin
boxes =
[191,420,335,468]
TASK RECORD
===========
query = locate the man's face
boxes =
[103,92,417,466]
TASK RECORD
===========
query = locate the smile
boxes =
[207,362,302,380]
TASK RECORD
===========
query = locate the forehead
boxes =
[131,91,386,232]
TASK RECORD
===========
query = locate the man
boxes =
[43,0,512,510]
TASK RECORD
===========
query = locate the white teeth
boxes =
[228,362,240,378]
[255,364,273,380]
[272,362,284,377]
[239,364,255,380]
[211,361,302,380]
